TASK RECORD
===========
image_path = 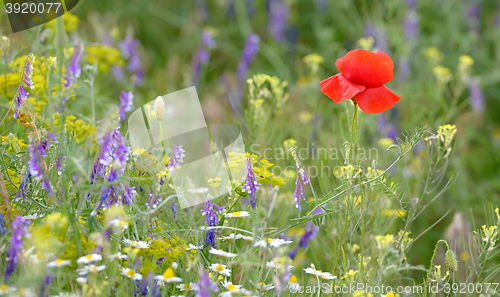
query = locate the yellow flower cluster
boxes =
[46,13,80,32]
[226,152,285,188]
[53,113,95,143]
[437,124,457,147]
[356,37,375,51]
[375,234,394,250]
[380,209,407,218]
[85,45,124,72]
[139,236,190,263]
[247,74,290,111]
[303,53,324,75]
[31,212,95,260]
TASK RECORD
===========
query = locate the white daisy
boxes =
[123,238,149,249]
[256,281,274,292]
[16,288,36,297]
[209,248,237,258]
[108,252,128,260]
[219,279,251,296]
[108,219,129,230]
[51,292,77,297]
[176,282,196,291]
[235,234,253,241]
[186,244,202,251]
[266,261,294,271]
[224,211,250,218]
[269,238,292,248]
[304,264,337,280]
[154,268,183,283]
[76,277,87,285]
[288,275,300,291]
[209,263,231,277]
[0,284,14,295]
[76,254,102,264]
[219,233,236,241]
[77,264,106,275]
[22,213,44,220]
[47,259,71,267]
[171,262,178,269]
[121,267,143,280]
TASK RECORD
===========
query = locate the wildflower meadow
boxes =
[1,0,500,296]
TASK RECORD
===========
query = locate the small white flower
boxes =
[76,254,102,264]
[266,261,293,271]
[76,277,87,285]
[235,234,253,241]
[269,238,292,248]
[121,267,143,280]
[219,233,236,241]
[171,262,178,269]
[108,219,129,230]
[186,243,202,251]
[288,275,300,291]
[154,268,183,283]
[47,259,71,267]
[256,281,274,292]
[22,213,44,220]
[0,284,14,295]
[123,238,149,249]
[304,264,337,280]
[209,263,231,277]
[77,264,106,275]
[16,288,36,297]
[108,252,128,260]
[209,248,237,258]
[187,187,209,194]
[224,211,250,218]
[219,279,251,296]
[176,282,196,291]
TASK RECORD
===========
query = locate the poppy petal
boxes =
[354,85,400,114]
[335,49,394,88]
[320,74,365,103]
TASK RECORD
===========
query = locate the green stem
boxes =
[354,103,365,277]
[333,101,357,287]
[424,239,450,296]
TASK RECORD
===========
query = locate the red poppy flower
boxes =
[320,49,400,114]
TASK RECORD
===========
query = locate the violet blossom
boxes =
[236,34,260,99]
[201,198,225,248]
[5,216,31,281]
[119,91,134,122]
[13,54,35,118]
[169,144,185,174]
[28,139,53,195]
[194,267,219,297]
[242,155,261,209]
[268,0,290,43]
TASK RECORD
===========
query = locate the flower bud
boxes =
[154,96,165,121]
[445,250,458,273]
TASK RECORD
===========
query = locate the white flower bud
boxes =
[154,96,165,121]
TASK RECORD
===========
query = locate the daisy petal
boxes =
[335,49,394,88]
[320,73,365,103]
[354,85,401,114]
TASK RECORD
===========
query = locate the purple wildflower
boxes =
[293,176,306,210]
[119,33,144,86]
[13,54,35,118]
[288,209,323,259]
[236,34,260,98]
[407,0,417,9]
[112,66,125,83]
[242,155,261,209]
[146,190,163,209]
[404,9,419,40]
[268,0,290,43]
[201,29,216,49]
[468,78,485,112]
[5,216,31,281]
[28,139,53,195]
[195,267,219,297]
[171,201,177,219]
[119,91,134,122]
[364,24,388,53]
[466,3,481,32]
[66,44,83,84]
[0,210,6,235]
[169,144,185,174]
[192,48,210,86]
[16,172,31,201]
[201,198,225,248]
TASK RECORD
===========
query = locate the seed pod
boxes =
[154,96,165,121]
[445,249,458,273]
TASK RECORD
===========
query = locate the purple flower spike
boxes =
[236,34,260,98]
[242,155,261,209]
[28,139,53,195]
[468,78,485,113]
[195,267,219,297]
[5,216,31,281]
[268,0,290,43]
[201,198,225,248]
[119,91,134,122]
[13,54,35,118]
[169,144,185,174]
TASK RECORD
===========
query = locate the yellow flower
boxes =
[437,124,457,147]
[380,209,407,218]
[379,137,394,150]
[356,37,375,51]
[433,65,452,84]
[459,55,474,67]
[375,234,394,250]
[85,45,124,72]
[303,53,324,75]
[425,47,443,62]
[46,13,80,32]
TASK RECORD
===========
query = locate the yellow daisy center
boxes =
[183,283,191,290]
[233,212,241,216]
[126,269,136,278]
[85,255,93,259]
[119,221,127,227]
[216,264,224,271]
[228,284,236,291]
[289,275,298,284]
[55,259,64,264]
[259,282,266,286]
[163,267,174,279]
[1,285,8,291]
